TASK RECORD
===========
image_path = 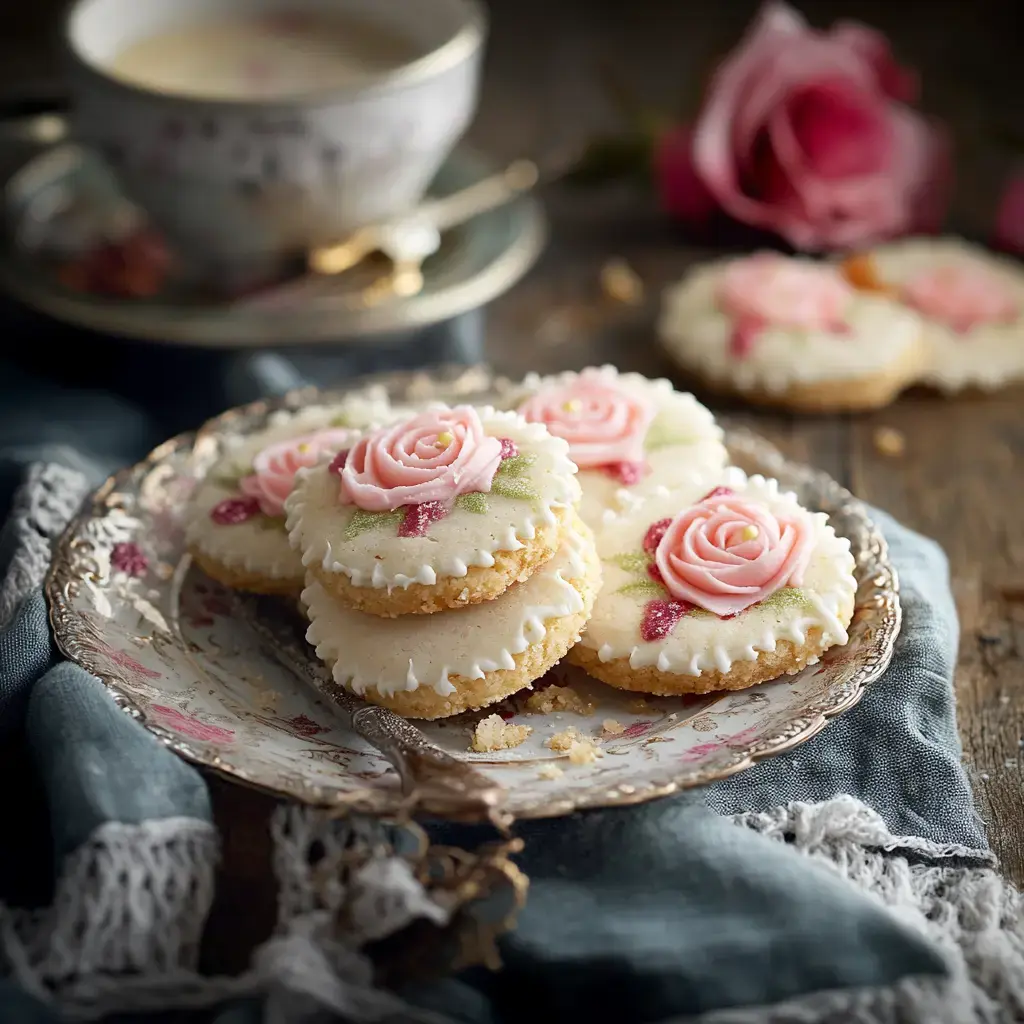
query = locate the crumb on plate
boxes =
[524,684,595,716]
[546,726,603,765]
[601,718,626,736]
[600,258,644,305]
[628,697,655,714]
[538,764,564,780]
[471,714,532,753]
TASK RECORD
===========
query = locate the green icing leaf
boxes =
[343,508,404,540]
[608,552,651,575]
[616,579,667,598]
[644,417,696,452]
[495,453,536,478]
[689,608,717,619]
[328,412,353,427]
[455,492,489,515]
[490,476,539,502]
[754,586,813,614]
[255,515,288,533]
[211,463,252,489]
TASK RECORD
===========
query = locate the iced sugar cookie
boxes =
[185,394,390,595]
[302,517,601,719]
[857,238,1024,392]
[287,404,581,617]
[512,365,727,525]
[659,253,923,412]
[568,470,856,695]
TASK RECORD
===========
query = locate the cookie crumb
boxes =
[873,427,905,458]
[538,764,564,780]
[600,258,644,305]
[524,685,595,716]
[627,697,655,714]
[255,690,281,712]
[546,726,603,765]
[471,714,532,753]
[601,718,626,737]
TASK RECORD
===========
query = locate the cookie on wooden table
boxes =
[856,237,1024,393]
[184,392,390,595]
[286,404,581,617]
[658,253,923,412]
[511,365,728,526]
[302,516,601,719]
[568,469,857,695]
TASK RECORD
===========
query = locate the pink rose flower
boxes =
[993,172,1024,257]
[150,705,235,744]
[680,1,947,250]
[518,369,656,469]
[902,263,1019,333]
[718,253,852,329]
[654,493,814,617]
[340,406,503,512]
[240,428,356,517]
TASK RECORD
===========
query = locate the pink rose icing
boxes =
[340,406,503,512]
[240,428,356,517]
[654,493,814,617]
[518,369,656,469]
[718,254,853,331]
[901,263,1019,333]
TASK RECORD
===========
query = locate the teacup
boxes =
[64,0,486,284]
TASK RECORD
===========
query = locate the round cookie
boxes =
[184,392,390,595]
[658,253,923,412]
[511,365,728,526]
[568,469,857,695]
[286,404,581,617]
[862,237,1024,392]
[302,517,601,719]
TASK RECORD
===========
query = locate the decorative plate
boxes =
[0,129,545,346]
[46,366,901,819]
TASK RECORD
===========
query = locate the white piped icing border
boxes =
[303,525,595,696]
[658,259,923,395]
[580,468,858,679]
[285,407,581,591]
[507,364,728,525]
[184,396,391,581]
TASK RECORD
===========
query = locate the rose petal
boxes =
[830,20,919,103]
[993,172,1024,256]
[653,124,718,224]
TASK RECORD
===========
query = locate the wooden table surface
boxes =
[2,0,1023,968]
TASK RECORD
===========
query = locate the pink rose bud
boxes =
[993,172,1024,257]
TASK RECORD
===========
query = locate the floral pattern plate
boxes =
[46,366,901,819]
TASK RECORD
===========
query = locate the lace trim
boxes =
[0,463,89,629]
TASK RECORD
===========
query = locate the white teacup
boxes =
[64,0,486,282]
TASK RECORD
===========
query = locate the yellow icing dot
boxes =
[297,443,311,453]
[562,399,582,413]
[435,431,454,448]
[742,525,759,541]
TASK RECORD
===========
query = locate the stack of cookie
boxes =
[285,403,601,720]
[184,365,860,715]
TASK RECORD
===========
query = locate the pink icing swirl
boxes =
[518,368,655,468]
[340,406,503,512]
[654,493,814,617]
[240,428,356,517]
[718,254,852,330]
[902,262,1019,333]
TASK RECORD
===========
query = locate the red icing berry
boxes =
[600,461,648,485]
[110,542,148,577]
[640,599,693,642]
[211,496,261,525]
[647,562,666,587]
[642,517,674,555]
[328,450,349,476]
[730,314,764,358]
[398,500,450,538]
[498,437,519,460]
[699,486,734,504]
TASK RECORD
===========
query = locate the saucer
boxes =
[0,140,546,347]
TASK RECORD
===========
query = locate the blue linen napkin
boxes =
[0,347,1020,1024]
